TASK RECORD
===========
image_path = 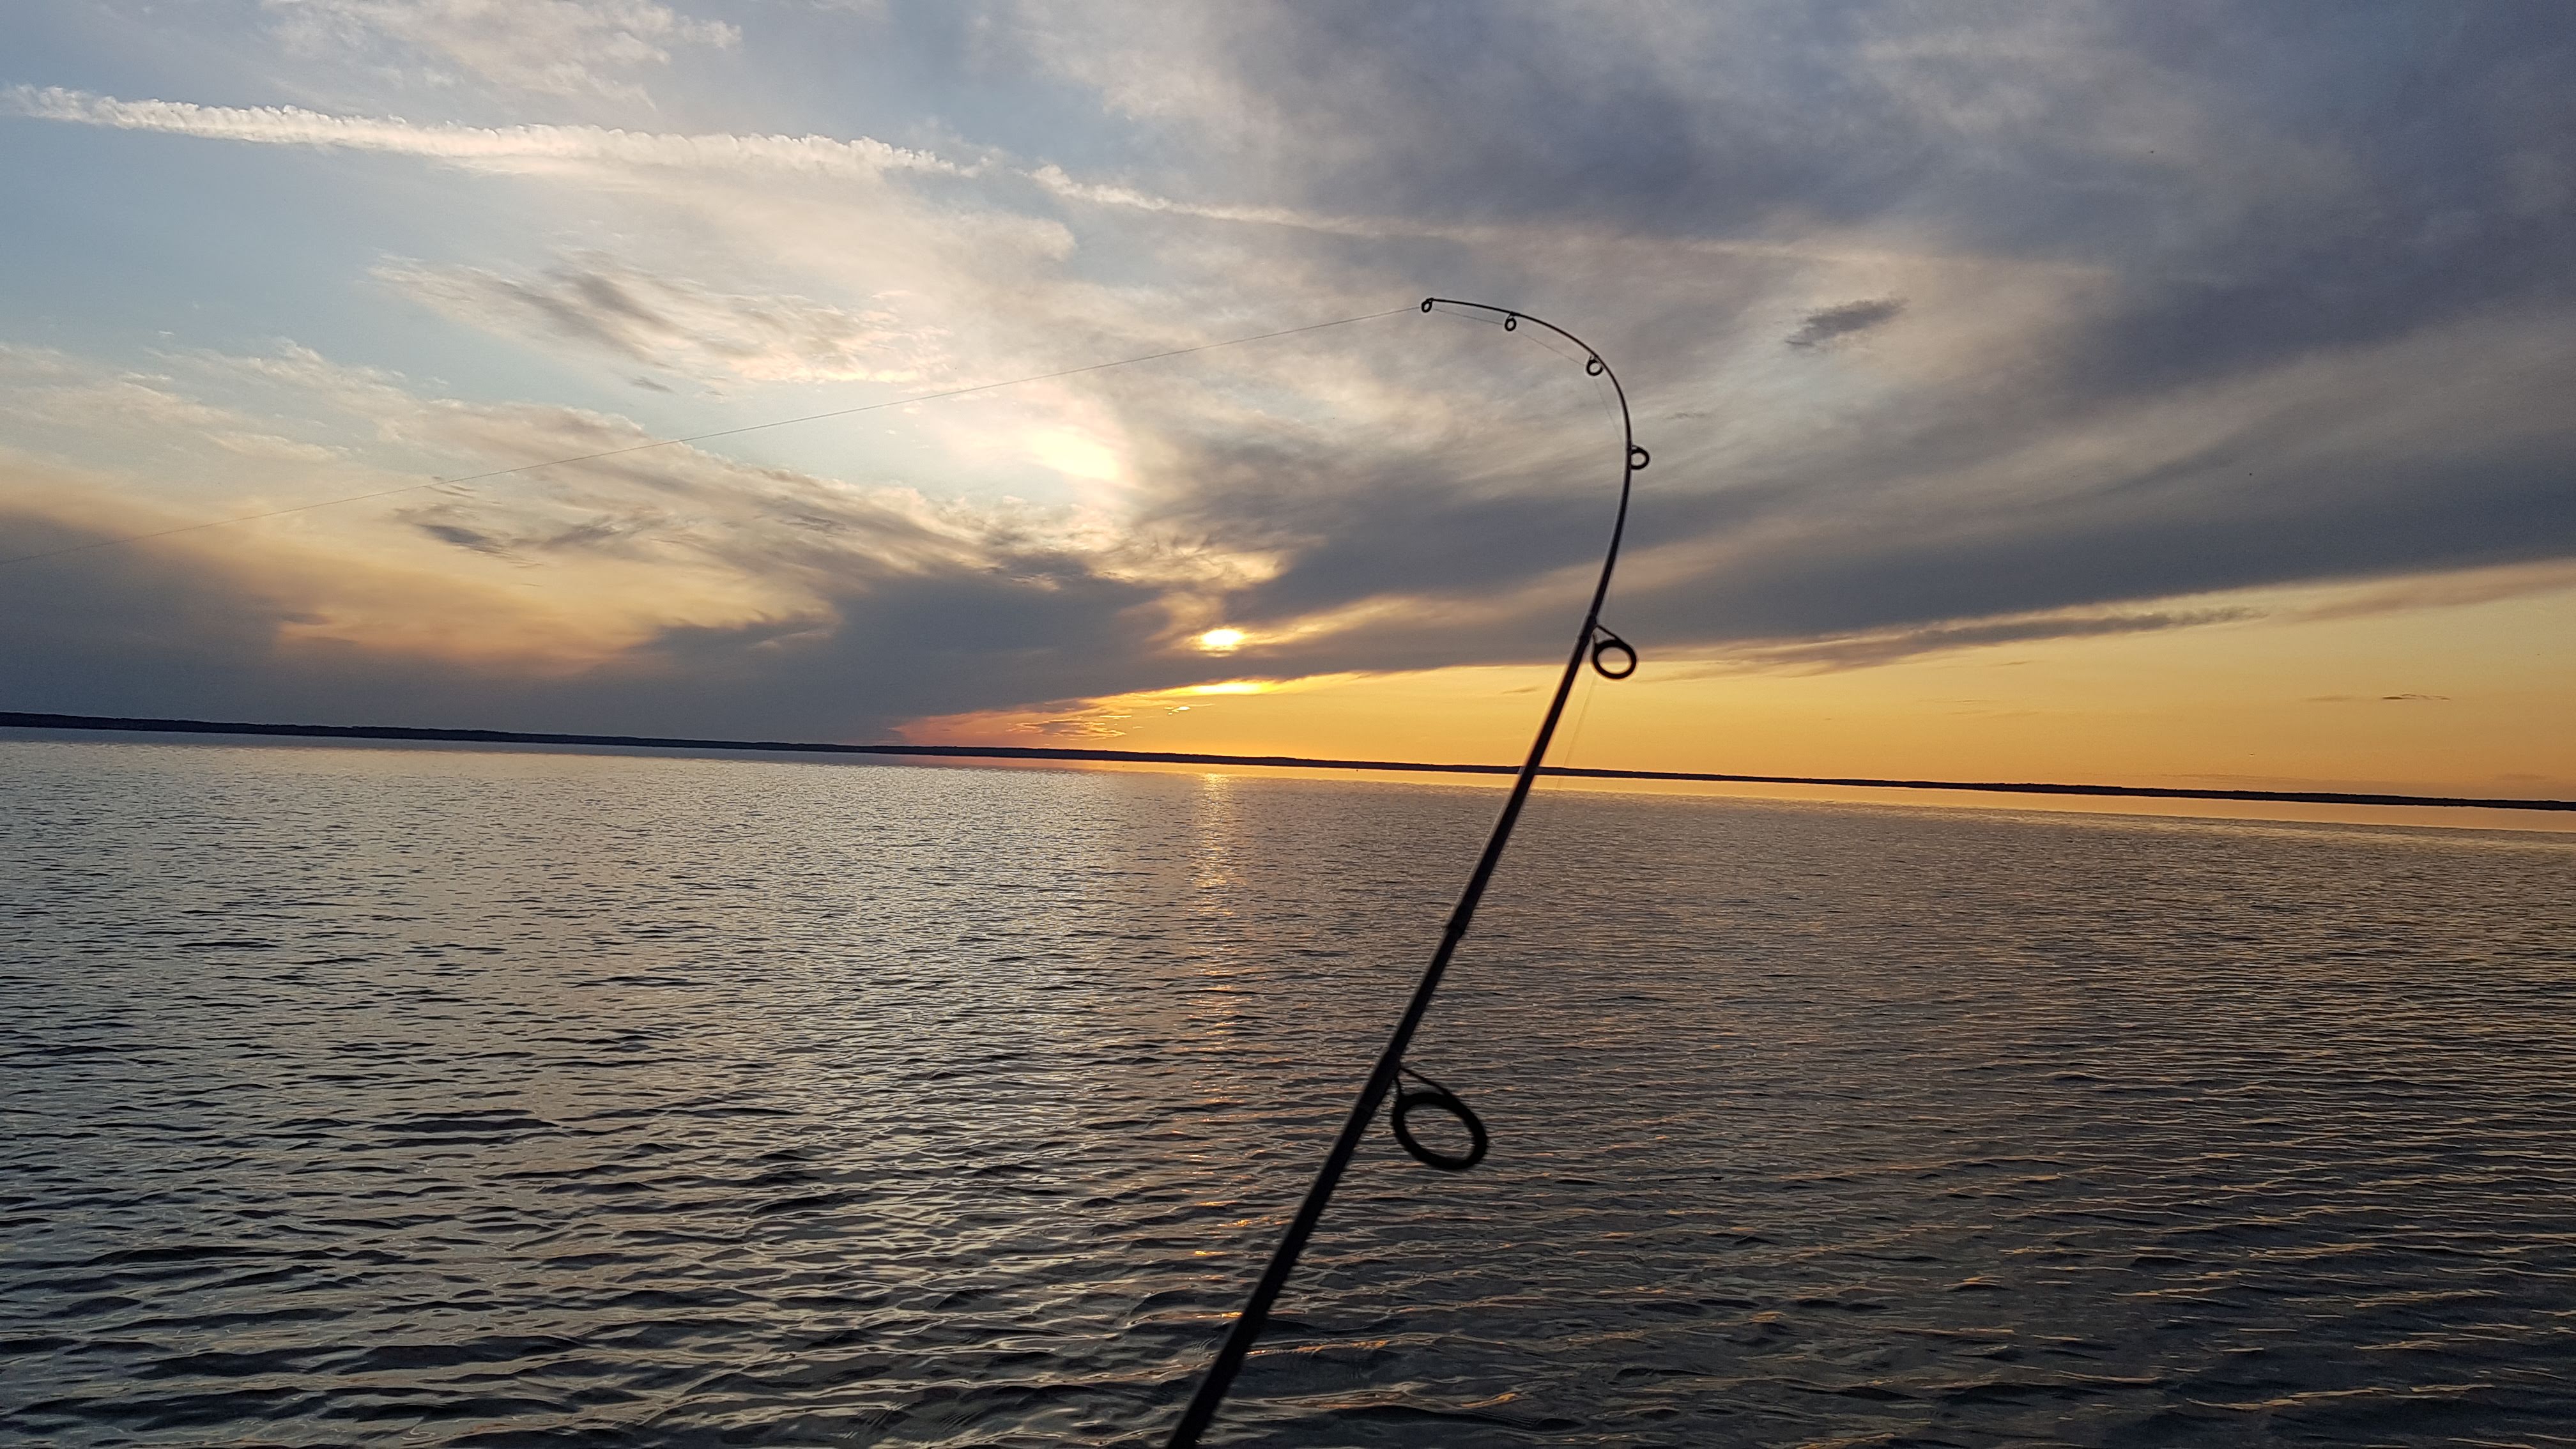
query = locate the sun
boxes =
[1195,628,1246,652]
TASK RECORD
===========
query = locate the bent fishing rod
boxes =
[1164,297,1648,1447]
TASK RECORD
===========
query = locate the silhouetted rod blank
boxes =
[1163,298,1648,1447]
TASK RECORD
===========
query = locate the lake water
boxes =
[3,739,2572,1447]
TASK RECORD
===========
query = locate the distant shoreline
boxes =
[6,709,2568,813]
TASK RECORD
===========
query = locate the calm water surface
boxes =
[3,740,2572,1447]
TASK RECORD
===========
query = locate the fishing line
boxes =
[1556,654,1604,775]
[1165,297,1647,1447]
[0,307,1413,570]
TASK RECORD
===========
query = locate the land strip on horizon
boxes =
[4,711,2568,813]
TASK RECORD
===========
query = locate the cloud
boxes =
[0,85,2092,268]
[1095,292,2576,687]
[1018,3,2576,379]
[0,342,1275,738]
[6,3,2576,745]
[1784,297,1905,348]
[221,258,2565,716]
[0,434,1209,739]
[3,83,1344,238]
[0,346,356,473]
[2286,558,2576,623]
[263,0,738,98]
[1010,716,1130,739]
[1704,608,2253,674]
[2,86,969,181]
[379,255,946,384]
[0,499,1193,739]
[411,521,510,555]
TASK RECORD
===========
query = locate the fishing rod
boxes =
[1163,297,1648,1447]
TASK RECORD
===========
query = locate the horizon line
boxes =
[4,710,2567,813]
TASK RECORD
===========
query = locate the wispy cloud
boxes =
[263,0,738,98]
[3,86,969,180]
[2287,559,2576,624]
[0,86,2084,270]
[1701,608,2253,674]
[378,254,947,385]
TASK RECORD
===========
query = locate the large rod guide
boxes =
[1165,298,1647,1446]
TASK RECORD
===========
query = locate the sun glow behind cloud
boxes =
[917,562,2576,805]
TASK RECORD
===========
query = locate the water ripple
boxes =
[3,740,2572,1445]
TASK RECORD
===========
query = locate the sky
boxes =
[2,0,2572,802]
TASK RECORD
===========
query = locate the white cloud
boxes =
[263,0,739,98]
[3,86,968,181]
[0,355,351,470]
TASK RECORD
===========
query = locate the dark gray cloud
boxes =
[1035,1,2576,384]
[1031,0,2576,676]
[413,521,511,556]
[0,508,1213,740]
[1102,280,2576,684]
[1784,298,1903,348]
[399,502,663,562]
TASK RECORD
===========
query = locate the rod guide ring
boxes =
[1390,1067,1489,1172]
[1590,625,1638,680]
